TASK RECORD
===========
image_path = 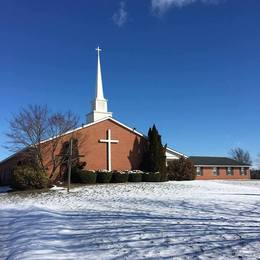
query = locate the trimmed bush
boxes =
[79,170,97,184]
[142,172,161,182]
[167,157,196,181]
[70,167,81,183]
[128,172,142,182]
[251,170,260,179]
[111,171,129,183]
[96,171,112,183]
[11,166,48,190]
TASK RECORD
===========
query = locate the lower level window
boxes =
[196,166,203,176]
[227,167,233,176]
[240,167,247,176]
[212,167,219,176]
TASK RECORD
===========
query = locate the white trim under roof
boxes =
[166,147,188,159]
[39,116,145,145]
[0,117,186,164]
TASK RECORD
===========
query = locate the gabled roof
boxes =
[39,116,145,144]
[189,156,250,166]
[0,117,186,164]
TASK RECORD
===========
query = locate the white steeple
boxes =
[95,46,104,100]
[86,47,112,123]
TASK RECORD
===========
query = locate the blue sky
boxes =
[0,0,259,164]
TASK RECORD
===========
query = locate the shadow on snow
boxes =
[1,198,260,259]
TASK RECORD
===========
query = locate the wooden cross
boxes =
[99,129,119,171]
[56,138,84,193]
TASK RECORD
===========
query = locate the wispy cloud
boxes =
[112,1,128,27]
[151,0,220,15]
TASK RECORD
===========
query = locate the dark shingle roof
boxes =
[189,156,250,166]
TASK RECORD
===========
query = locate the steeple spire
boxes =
[95,46,104,100]
[86,47,113,123]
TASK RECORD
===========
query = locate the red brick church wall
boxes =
[40,119,146,177]
[0,119,147,183]
[74,119,146,171]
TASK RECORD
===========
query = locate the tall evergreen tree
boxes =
[141,125,167,181]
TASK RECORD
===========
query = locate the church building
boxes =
[0,47,250,184]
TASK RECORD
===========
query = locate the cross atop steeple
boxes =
[95,46,102,53]
[86,46,113,123]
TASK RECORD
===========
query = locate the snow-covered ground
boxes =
[1,180,260,259]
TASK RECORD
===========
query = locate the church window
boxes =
[212,167,219,176]
[240,167,247,176]
[196,166,203,176]
[227,167,233,176]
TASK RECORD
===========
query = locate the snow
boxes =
[1,180,260,259]
[50,185,67,191]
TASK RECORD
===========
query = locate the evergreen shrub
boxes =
[96,171,112,183]
[111,171,129,183]
[142,172,161,182]
[140,125,167,181]
[70,167,81,183]
[251,170,260,179]
[167,157,196,181]
[79,170,97,184]
[128,172,142,182]
[11,166,48,190]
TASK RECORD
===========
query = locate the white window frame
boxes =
[227,167,233,176]
[212,167,219,176]
[196,166,202,176]
[240,167,247,176]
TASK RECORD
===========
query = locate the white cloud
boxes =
[151,0,220,15]
[112,1,128,27]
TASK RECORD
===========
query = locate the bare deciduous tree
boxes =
[255,154,260,170]
[229,147,252,165]
[6,105,49,170]
[47,111,78,176]
[5,105,79,175]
